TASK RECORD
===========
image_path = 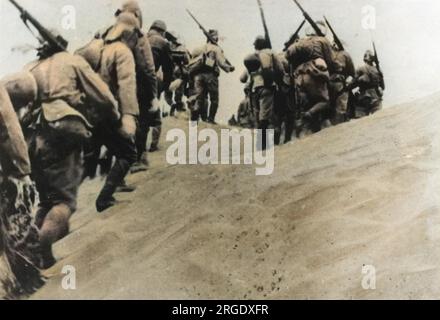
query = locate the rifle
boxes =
[324,16,344,51]
[186,9,232,66]
[9,0,68,55]
[372,41,385,90]
[283,19,306,51]
[292,0,325,37]
[257,0,272,49]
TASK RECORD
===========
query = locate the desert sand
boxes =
[24,94,440,299]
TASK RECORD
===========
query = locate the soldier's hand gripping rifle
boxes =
[324,16,344,51]
[373,41,385,90]
[185,9,232,66]
[257,0,272,49]
[9,0,68,56]
[292,0,325,37]
[283,19,306,51]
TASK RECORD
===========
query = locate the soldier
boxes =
[0,83,46,292]
[274,52,296,144]
[236,85,256,129]
[329,44,355,124]
[147,20,174,152]
[3,45,120,266]
[191,29,235,124]
[164,32,191,116]
[78,0,158,175]
[351,50,385,118]
[118,1,159,169]
[95,12,142,212]
[285,22,336,134]
[241,36,283,148]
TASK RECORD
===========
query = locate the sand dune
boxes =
[27,94,440,299]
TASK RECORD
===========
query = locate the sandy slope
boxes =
[31,95,440,300]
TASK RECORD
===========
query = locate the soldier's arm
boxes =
[135,36,158,102]
[161,41,175,90]
[215,46,234,73]
[74,56,120,122]
[0,85,31,178]
[115,47,140,116]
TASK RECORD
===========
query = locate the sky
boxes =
[1,0,440,123]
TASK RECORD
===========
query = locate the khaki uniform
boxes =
[329,50,355,124]
[354,63,384,117]
[95,40,139,210]
[191,42,234,122]
[165,43,191,114]
[286,36,335,132]
[0,85,48,286]
[25,52,119,217]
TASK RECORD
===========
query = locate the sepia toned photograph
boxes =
[0,0,439,305]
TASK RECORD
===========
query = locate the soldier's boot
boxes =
[96,183,118,213]
[38,204,72,269]
[257,120,270,151]
[149,126,161,152]
[96,158,131,212]
[116,179,137,193]
[285,120,295,143]
[130,151,149,174]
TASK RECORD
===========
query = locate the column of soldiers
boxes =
[0,0,384,294]
[234,1,385,145]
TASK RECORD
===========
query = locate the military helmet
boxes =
[209,29,219,38]
[244,53,261,73]
[116,0,143,28]
[364,50,375,63]
[106,12,142,42]
[151,20,167,32]
[1,72,38,109]
[253,35,270,50]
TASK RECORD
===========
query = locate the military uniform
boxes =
[165,41,191,115]
[95,18,141,212]
[354,63,384,118]
[147,22,174,152]
[191,35,234,123]
[242,42,284,147]
[18,52,120,259]
[329,49,355,124]
[0,84,47,288]
[286,35,336,133]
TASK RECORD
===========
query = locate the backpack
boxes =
[75,38,105,71]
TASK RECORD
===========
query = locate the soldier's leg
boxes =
[96,116,138,212]
[207,75,220,123]
[370,100,382,114]
[175,83,186,111]
[149,110,162,152]
[192,74,207,122]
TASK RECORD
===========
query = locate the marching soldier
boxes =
[3,49,120,266]
[351,50,385,118]
[95,12,142,212]
[191,29,235,124]
[329,44,355,124]
[147,20,174,152]
[285,22,336,134]
[241,36,284,149]
[165,31,191,116]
